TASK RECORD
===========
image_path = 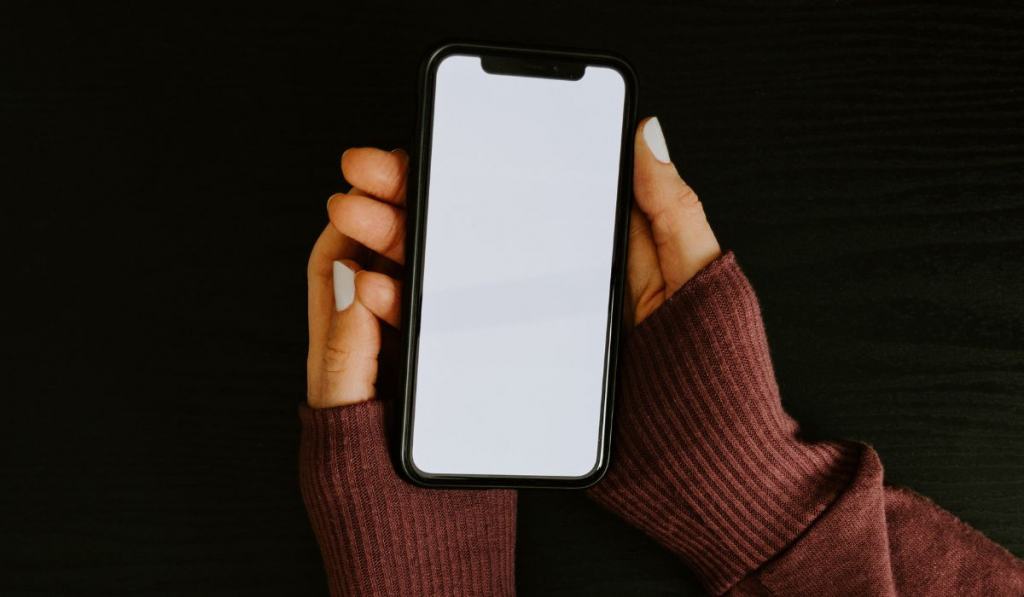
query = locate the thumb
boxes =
[311,259,382,408]
[633,116,721,295]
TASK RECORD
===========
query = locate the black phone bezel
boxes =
[397,42,638,489]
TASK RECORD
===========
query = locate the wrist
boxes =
[590,252,859,593]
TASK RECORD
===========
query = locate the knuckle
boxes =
[322,345,375,374]
[381,213,405,258]
[672,183,700,208]
[629,215,647,238]
[653,199,707,239]
[663,186,706,225]
[384,157,405,186]
[307,251,330,281]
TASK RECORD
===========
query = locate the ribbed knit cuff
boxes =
[299,400,516,597]
[588,252,859,595]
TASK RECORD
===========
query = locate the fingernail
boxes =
[333,261,356,311]
[643,117,671,164]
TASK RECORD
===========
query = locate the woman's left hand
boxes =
[306,148,408,409]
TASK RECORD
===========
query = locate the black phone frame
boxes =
[397,42,638,489]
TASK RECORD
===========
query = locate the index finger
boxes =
[341,147,409,206]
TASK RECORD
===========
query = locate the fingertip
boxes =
[333,260,360,311]
[340,148,372,190]
[355,271,402,327]
[355,271,396,307]
[635,115,656,142]
[340,147,355,175]
[326,191,342,212]
[634,116,655,155]
[340,147,408,205]
[633,115,700,216]
[326,193,406,264]
[639,116,672,164]
[326,193,364,231]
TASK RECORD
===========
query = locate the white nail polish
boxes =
[643,117,672,164]
[333,260,355,311]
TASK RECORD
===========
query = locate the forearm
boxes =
[589,252,1023,595]
[883,485,1024,596]
[731,451,1024,596]
[299,401,516,597]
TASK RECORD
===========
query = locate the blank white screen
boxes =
[412,54,626,478]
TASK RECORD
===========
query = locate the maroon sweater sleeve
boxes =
[588,252,1024,596]
[298,401,516,596]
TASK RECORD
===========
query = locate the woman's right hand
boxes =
[626,116,720,324]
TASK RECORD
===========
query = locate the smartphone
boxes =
[398,43,636,488]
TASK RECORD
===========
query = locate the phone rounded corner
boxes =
[566,457,612,489]
[422,42,473,75]
[584,51,637,98]
[606,55,638,87]
[396,447,438,488]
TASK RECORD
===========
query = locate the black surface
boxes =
[4,3,1022,596]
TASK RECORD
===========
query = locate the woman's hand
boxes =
[306,148,409,408]
[306,116,719,408]
[301,151,519,593]
[626,117,720,323]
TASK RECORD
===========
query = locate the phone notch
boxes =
[480,55,585,81]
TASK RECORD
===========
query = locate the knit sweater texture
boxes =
[299,252,1024,596]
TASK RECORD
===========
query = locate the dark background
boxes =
[4,3,1022,595]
